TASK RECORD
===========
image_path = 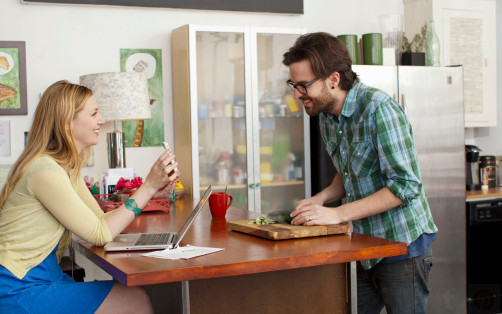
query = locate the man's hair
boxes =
[283,32,358,91]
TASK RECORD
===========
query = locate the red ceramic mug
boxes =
[209,192,233,218]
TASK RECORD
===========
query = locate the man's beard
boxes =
[300,84,336,116]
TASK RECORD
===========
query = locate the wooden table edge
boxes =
[75,236,406,287]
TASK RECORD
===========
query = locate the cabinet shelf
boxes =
[198,115,304,120]
[202,180,305,191]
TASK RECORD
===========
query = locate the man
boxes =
[283,32,437,314]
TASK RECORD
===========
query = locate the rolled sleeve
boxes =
[375,101,422,203]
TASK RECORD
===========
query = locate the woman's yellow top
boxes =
[0,156,113,279]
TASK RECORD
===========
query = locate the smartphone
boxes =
[162,141,178,172]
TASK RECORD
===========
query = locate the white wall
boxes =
[1,0,403,179]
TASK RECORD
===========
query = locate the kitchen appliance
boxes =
[466,145,482,191]
[311,65,466,313]
[466,198,502,313]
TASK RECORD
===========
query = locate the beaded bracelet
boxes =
[124,198,142,217]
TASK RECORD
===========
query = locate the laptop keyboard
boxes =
[135,233,172,246]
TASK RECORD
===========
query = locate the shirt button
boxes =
[344,172,348,176]
[347,193,351,197]
[339,130,343,134]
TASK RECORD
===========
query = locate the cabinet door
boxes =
[404,0,496,128]
[441,7,497,127]
[194,30,251,210]
[252,32,307,215]
[172,25,308,212]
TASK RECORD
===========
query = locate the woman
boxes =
[0,80,179,313]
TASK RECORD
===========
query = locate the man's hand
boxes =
[290,196,344,226]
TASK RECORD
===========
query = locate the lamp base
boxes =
[107,131,126,168]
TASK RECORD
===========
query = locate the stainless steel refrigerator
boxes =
[310,65,466,313]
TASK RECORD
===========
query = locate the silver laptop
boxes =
[104,186,212,251]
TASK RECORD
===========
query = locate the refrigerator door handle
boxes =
[400,94,407,114]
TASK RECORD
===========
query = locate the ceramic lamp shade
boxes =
[79,72,151,121]
[79,72,151,168]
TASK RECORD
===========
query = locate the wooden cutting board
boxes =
[227,220,350,240]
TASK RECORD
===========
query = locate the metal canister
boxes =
[481,168,489,189]
[479,155,496,187]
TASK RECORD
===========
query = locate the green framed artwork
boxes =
[120,49,164,147]
[0,41,27,115]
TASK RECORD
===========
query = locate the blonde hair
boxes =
[0,80,93,207]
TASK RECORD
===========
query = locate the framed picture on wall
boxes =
[0,41,27,115]
[120,48,164,147]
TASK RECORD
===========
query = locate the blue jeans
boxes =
[357,245,434,314]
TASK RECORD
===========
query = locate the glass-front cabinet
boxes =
[172,25,310,214]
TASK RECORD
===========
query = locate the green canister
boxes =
[337,34,359,65]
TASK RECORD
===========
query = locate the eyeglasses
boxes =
[286,77,320,95]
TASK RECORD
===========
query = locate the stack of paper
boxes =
[142,245,223,260]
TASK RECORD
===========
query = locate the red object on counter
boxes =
[208,192,233,218]
[115,177,144,193]
[93,194,170,213]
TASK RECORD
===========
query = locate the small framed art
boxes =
[0,41,27,115]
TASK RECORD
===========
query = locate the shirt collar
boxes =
[340,81,362,118]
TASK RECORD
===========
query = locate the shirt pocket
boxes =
[349,141,377,177]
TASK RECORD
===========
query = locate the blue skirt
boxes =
[0,246,114,314]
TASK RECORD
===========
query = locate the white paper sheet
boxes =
[142,245,223,260]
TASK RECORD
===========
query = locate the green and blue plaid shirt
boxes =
[319,82,437,269]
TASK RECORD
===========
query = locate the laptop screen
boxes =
[172,185,212,248]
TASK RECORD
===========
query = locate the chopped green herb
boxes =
[248,216,278,225]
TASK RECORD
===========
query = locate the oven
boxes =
[466,198,502,313]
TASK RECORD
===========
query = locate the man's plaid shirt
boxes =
[319,82,437,269]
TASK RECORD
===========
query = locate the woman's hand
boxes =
[152,179,178,199]
[141,149,180,197]
[104,150,180,238]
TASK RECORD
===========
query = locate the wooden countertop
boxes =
[75,196,407,287]
[466,186,502,200]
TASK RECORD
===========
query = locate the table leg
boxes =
[350,261,357,314]
[182,280,190,314]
